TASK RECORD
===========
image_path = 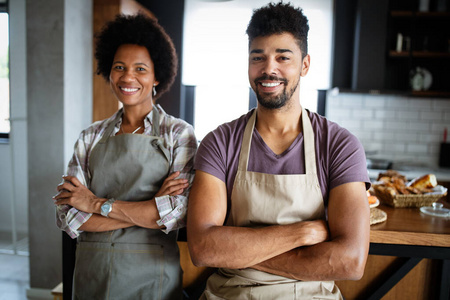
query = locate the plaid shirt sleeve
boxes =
[155,109,197,233]
[55,136,93,238]
[55,117,111,239]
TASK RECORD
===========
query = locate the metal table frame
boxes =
[362,243,450,300]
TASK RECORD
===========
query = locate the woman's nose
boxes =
[121,70,136,81]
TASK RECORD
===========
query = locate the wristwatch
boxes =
[101,198,116,217]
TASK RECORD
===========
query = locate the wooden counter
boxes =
[370,202,450,247]
[337,200,450,300]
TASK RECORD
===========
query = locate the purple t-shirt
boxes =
[194,109,371,206]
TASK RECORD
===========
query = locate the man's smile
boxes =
[260,82,281,87]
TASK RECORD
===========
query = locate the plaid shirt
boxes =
[56,105,197,238]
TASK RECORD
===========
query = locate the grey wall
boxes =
[26,0,92,289]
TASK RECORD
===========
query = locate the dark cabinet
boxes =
[332,0,450,96]
[386,2,450,96]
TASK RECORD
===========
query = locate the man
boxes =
[187,2,371,299]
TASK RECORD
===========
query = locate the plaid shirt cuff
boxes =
[155,195,187,233]
[56,205,92,239]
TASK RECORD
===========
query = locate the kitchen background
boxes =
[0,0,449,299]
[326,92,450,170]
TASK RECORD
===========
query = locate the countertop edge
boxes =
[368,168,450,182]
[370,230,450,247]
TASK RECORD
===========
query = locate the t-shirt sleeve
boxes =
[194,128,228,183]
[328,127,371,191]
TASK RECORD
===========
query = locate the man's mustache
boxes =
[254,75,288,84]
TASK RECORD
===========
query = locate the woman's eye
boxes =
[137,67,146,71]
[114,65,124,70]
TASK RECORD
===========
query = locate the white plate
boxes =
[370,199,380,208]
[422,68,433,90]
[420,203,450,218]
[410,67,433,91]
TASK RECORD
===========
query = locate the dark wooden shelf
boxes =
[391,10,450,17]
[333,88,450,98]
[389,51,410,57]
[389,50,450,58]
[412,51,450,58]
[410,90,450,97]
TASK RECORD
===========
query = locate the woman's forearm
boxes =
[106,199,163,229]
[79,213,134,232]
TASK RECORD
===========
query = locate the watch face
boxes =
[101,203,111,215]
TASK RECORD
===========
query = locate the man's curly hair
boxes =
[246,2,309,58]
[95,13,177,99]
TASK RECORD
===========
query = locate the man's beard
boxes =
[254,75,299,109]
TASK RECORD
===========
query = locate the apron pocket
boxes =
[295,281,342,300]
[203,272,252,300]
[73,241,167,300]
[109,243,165,300]
[73,241,115,300]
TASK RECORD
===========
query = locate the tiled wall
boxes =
[325,92,450,168]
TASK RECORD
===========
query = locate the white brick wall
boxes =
[325,92,450,167]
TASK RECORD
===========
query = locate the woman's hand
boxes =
[53,175,104,214]
[154,171,189,198]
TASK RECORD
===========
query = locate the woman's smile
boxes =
[119,86,140,94]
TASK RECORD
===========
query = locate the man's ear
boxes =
[300,54,310,77]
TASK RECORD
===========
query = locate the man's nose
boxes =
[262,59,278,75]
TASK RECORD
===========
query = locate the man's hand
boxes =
[53,175,104,214]
[299,220,330,246]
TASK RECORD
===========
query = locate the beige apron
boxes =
[72,108,182,300]
[201,108,343,300]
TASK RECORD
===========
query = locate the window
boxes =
[0,11,9,138]
[183,0,333,140]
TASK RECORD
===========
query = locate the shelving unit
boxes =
[331,0,450,97]
[386,1,450,96]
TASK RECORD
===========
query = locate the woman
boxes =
[53,14,197,300]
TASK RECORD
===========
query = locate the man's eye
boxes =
[280,57,290,61]
[252,57,262,61]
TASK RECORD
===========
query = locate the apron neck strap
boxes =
[237,107,318,175]
[98,107,161,144]
[237,110,256,171]
[99,110,123,144]
[151,106,160,136]
[301,106,317,175]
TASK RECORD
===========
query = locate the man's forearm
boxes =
[252,237,368,281]
[188,220,328,269]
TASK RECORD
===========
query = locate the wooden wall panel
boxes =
[92,0,153,122]
[336,255,440,299]
[177,241,214,290]
[93,0,121,122]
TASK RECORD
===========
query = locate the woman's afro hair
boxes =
[95,13,177,99]
[246,2,309,58]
